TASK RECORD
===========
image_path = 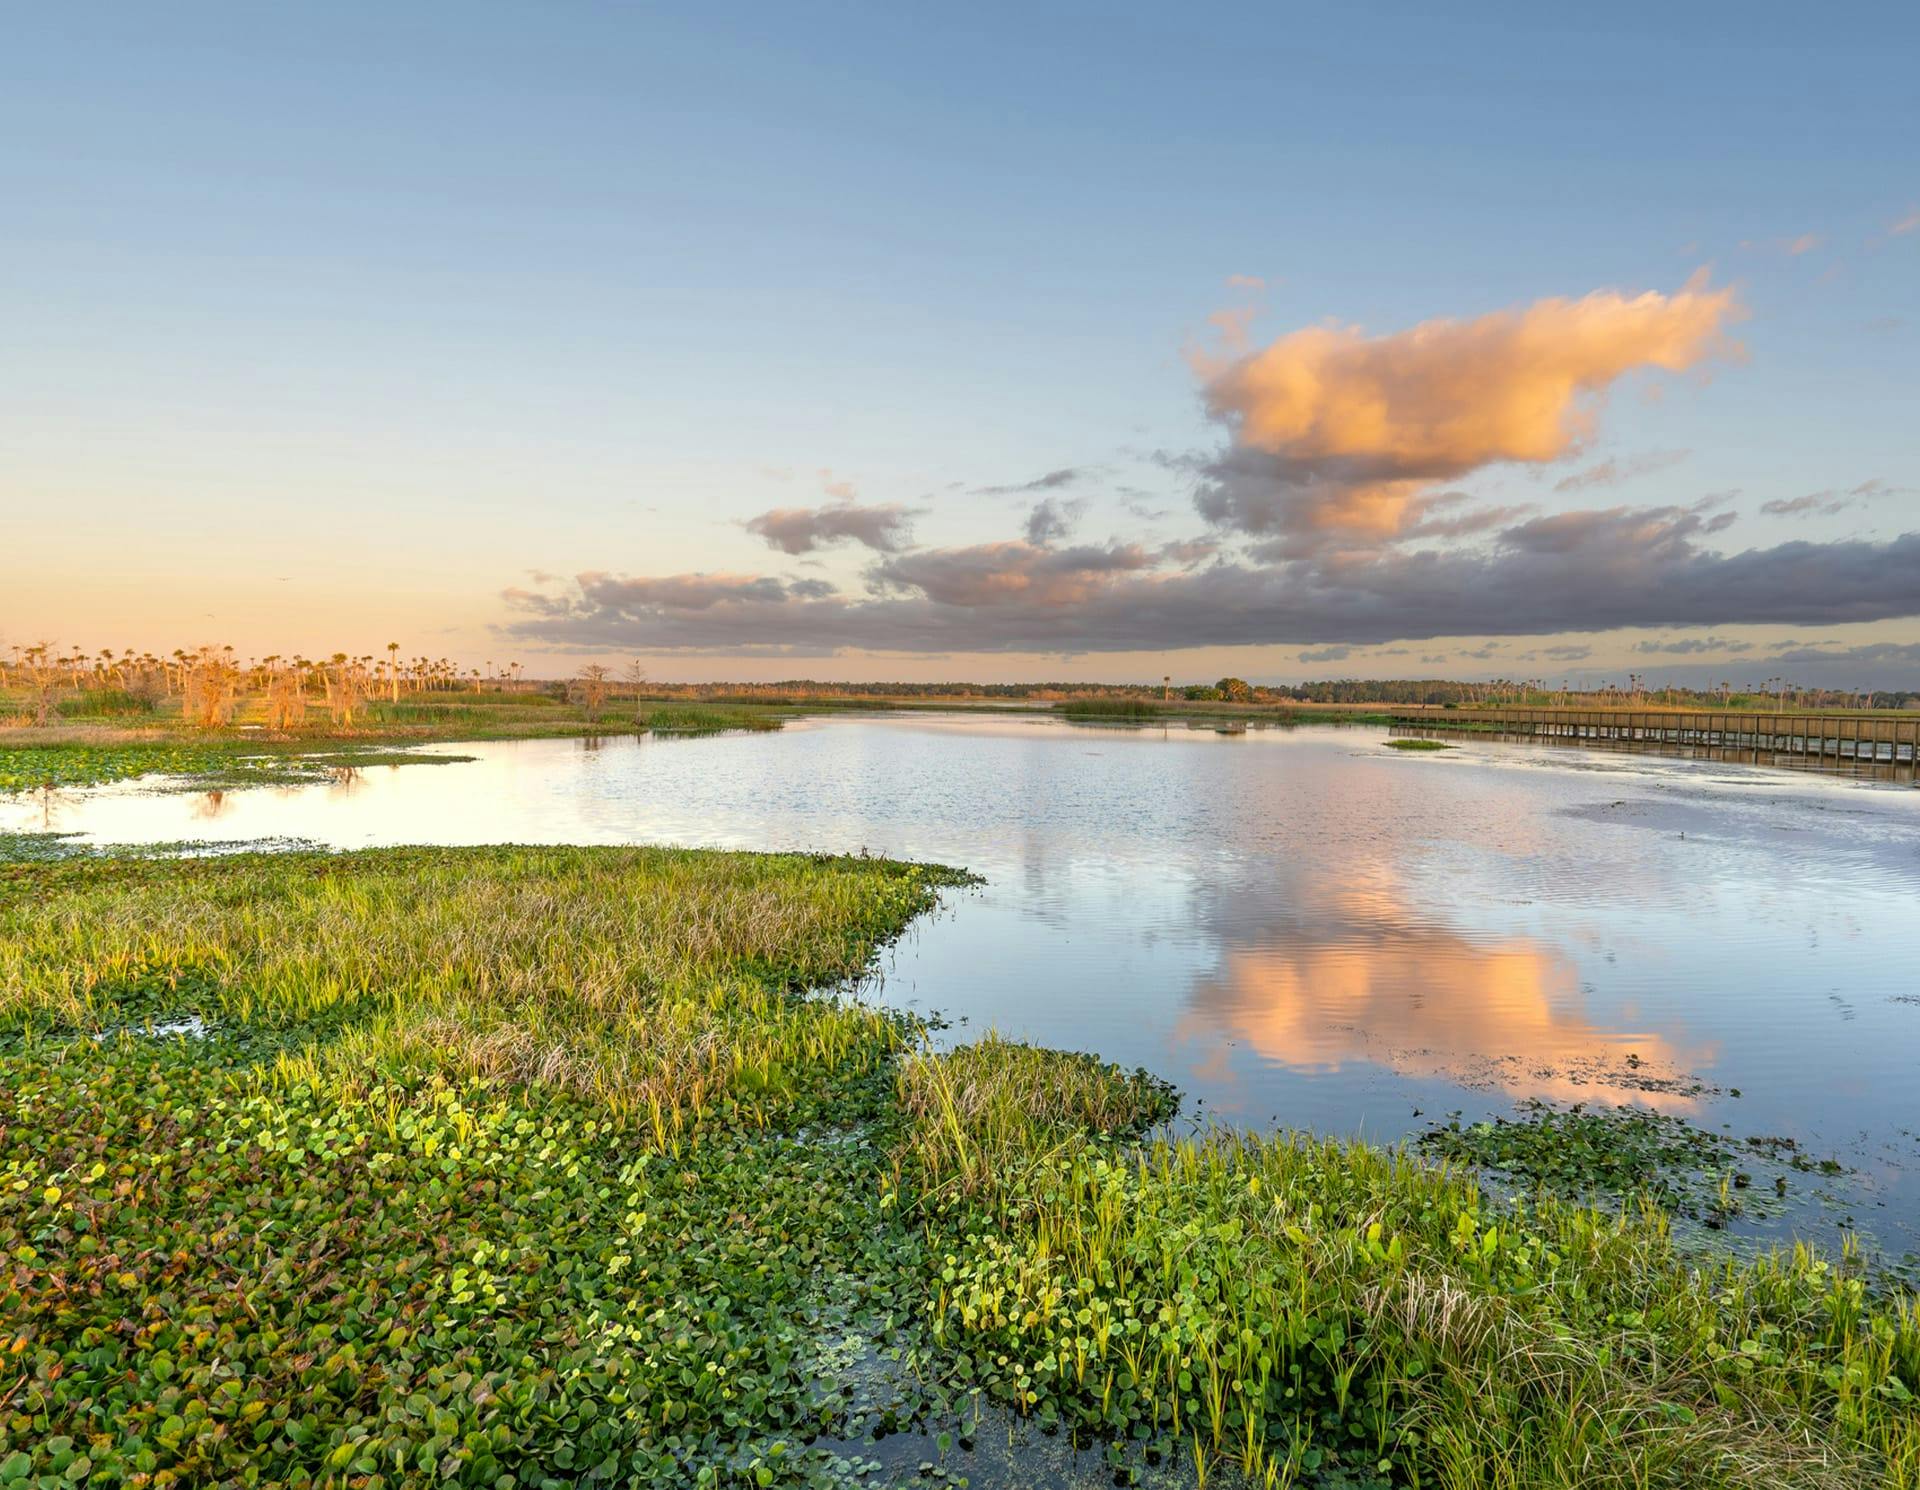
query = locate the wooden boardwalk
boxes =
[1388,706,1920,786]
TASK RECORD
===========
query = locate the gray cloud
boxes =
[1634,635,1754,656]
[976,467,1084,496]
[1552,449,1689,493]
[744,501,917,554]
[872,540,1154,607]
[1761,479,1904,519]
[1298,645,1352,663]
[1768,641,1920,670]
[501,512,1920,658]
[1025,496,1090,545]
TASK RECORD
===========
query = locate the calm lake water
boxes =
[10,714,1920,1252]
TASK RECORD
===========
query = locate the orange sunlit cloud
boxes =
[1196,280,1743,543]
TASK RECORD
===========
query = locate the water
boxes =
[10,714,1920,1251]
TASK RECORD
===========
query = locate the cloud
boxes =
[1633,635,1754,655]
[815,468,858,500]
[1765,640,1920,670]
[1025,496,1090,545]
[1760,478,1906,519]
[872,540,1155,607]
[1740,233,1823,257]
[1553,449,1689,493]
[501,518,1920,656]
[976,467,1084,496]
[1298,645,1351,663]
[744,501,917,554]
[1889,206,1920,238]
[1192,280,1741,548]
[1157,537,1219,567]
[1225,274,1267,290]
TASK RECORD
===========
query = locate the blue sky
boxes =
[4,1,1917,684]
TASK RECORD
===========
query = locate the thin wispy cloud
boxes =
[1760,478,1906,518]
[1553,449,1689,493]
[1634,635,1754,655]
[975,467,1084,496]
[1743,233,1823,256]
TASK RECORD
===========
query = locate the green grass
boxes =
[0,689,791,793]
[0,850,1913,1488]
[0,846,968,1488]
[1384,738,1454,752]
[1059,699,1165,721]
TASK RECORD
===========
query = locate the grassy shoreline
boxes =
[0,690,791,793]
[2,845,1915,1487]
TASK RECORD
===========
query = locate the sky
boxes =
[3,1,1918,688]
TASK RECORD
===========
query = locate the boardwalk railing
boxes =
[1387,707,1920,786]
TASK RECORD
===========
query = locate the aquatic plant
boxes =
[896,1049,1920,1488]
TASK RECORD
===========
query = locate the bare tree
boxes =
[624,658,647,721]
[264,661,308,730]
[574,663,612,722]
[182,645,239,728]
[21,642,59,725]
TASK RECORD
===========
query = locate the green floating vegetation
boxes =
[0,742,263,793]
[1384,738,1454,751]
[0,743,474,794]
[1416,1102,1854,1233]
[0,849,1915,1488]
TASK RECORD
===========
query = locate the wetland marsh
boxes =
[3,714,1918,1487]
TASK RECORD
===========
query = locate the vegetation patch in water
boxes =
[1417,1101,1857,1233]
[1384,738,1454,751]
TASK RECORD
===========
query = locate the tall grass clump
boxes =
[639,702,785,735]
[895,1034,1176,1201]
[1058,698,1163,720]
[895,1043,1920,1489]
[55,687,157,719]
